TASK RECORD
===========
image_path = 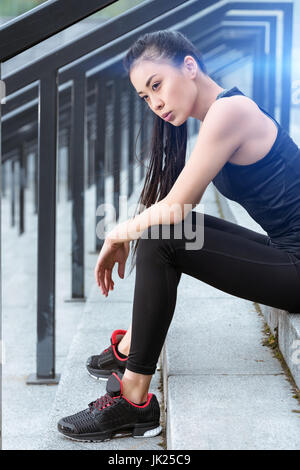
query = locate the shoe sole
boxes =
[87,367,159,381]
[87,369,124,381]
[87,370,109,381]
[58,423,162,442]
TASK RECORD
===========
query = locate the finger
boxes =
[94,264,100,286]
[96,269,102,290]
[98,268,106,294]
[104,270,110,295]
[95,260,102,287]
[108,271,114,292]
[118,262,125,279]
[105,269,113,296]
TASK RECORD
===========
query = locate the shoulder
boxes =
[210,94,258,114]
[206,95,258,127]
[198,95,260,146]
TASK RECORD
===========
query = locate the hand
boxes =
[94,238,130,297]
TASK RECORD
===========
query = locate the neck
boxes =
[190,74,224,121]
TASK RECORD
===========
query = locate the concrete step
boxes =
[215,188,300,390]
[163,184,300,450]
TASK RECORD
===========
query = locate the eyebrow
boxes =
[138,74,158,95]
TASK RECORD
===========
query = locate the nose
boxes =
[151,97,164,112]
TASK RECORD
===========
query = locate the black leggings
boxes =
[126,211,300,375]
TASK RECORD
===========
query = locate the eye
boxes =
[140,82,161,101]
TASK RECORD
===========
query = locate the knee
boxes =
[136,224,174,264]
[136,225,162,256]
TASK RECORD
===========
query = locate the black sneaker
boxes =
[86,329,127,380]
[57,373,162,442]
[106,371,123,395]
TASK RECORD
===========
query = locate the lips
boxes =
[162,111,172,121]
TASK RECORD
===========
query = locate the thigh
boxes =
[171,212,300,313]
[201,211,270,245]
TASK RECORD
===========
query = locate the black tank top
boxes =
[212,86,300,256]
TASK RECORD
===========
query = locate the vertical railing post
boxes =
[120,76,127,200]
[138,98,143,182]
[34,149,38,215]
[57,134,61,205]
[66,72,86,301]
[27,69,60,384]
[113,76,121,223]
[11,159,15,227]
[267,16,276,117]
[59,130,68,203]
[253,32,265,107]
[281,3,293,132]
[67,128,72,202]
[1,164,5,199]
[88,116,97,188]
[253,30,266,109]
[140,101,146,181]
[127,84,135,199]
[23,144,28,189]
[18,143,25,235]
[95,76,106,253]
[87,120,92,188]
[146,109,153,170]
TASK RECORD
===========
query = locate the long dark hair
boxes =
[123,30,207,275]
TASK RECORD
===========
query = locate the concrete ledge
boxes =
[215,189,300,389]
[161,184,300,450]
[165,374,300,450]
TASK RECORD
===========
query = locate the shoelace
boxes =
[88,392,116,412]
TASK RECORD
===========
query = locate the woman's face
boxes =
[129,57,199,126]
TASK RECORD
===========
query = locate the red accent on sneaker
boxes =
[111,372,153,408]
[111,329,128,362]
[122,393,153,408]
[111,329,127,346]
[112,372,123,395]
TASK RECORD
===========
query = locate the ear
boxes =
[183,55,197,79]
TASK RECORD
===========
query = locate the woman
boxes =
[57,30,300,442]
